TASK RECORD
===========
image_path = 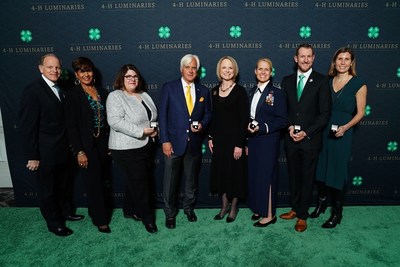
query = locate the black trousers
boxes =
[37,159,72,230]
[79,137,110,226]
[111,142,155,225]
[286,146,320,220]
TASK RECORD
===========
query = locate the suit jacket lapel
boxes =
[177,81,190,115]
[40,78,63,107]
[192,85,200,113]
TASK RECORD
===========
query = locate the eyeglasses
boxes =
[124,75,139,80]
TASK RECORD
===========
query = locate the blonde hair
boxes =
[216,56,239,82]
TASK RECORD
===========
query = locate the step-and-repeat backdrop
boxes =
[1,0,399,207]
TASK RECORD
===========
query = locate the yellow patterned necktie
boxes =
[185,85,193,115]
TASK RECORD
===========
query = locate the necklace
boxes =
[220,82,235,92]
[93,99,101,138]
[83,87,102,137]
[333,75,351,99]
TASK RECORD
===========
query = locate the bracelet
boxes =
[77,151,86,156]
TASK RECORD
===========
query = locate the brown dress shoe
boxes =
[279,210,297,220]
[295,219,307,232]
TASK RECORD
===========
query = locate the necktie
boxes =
[185,85,193,115]
[297,74,305,101]
[53,85,62,102]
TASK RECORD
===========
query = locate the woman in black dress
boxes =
[208,56,249,223]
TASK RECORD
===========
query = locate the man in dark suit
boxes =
[159,54,212,229]
[19,54,83,237]
[279,44,331,232]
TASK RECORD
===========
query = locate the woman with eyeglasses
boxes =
[64,57,112,233]
[106,64,158,234]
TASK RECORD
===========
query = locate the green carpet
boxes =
[1,206,399,267]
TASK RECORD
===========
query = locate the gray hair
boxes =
[180,54,200,71]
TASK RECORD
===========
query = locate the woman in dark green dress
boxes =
[310,47,367,228]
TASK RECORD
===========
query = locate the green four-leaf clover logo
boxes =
[89,28,101,41]
[20,30,32,43]
[229,26,241,38]
[352,176,363,186]
[158,27,171,39]
[59,69,69,81]
[299,26,311,39]
[198,67,206,79]
[202,144,207,154]
[364,105,371,116]
[397,68,400,78]
[368,26,379,39]
[387,141,398,152]
[271,67,276,77]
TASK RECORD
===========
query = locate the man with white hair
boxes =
[159,54,211,229]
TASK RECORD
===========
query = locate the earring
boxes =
[74,79,81,85]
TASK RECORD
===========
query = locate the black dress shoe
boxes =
[165,217,176,229]
[253,216,277,227]
[65,214,85,221]
[251,214,261,221]
[185,211,197,222]
[98,225,111,233]
[145,223,158,234]
[124,214,142,221]
[49,227,73,237]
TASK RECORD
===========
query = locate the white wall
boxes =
[0,108,13,187]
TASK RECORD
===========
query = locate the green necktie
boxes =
[297,74,305,101]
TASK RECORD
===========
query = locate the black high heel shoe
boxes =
[310,197,328,218]
[322,214,342,228]
[322,201,343,229]
[214,209,229,220]
[226,208,238,223]
[251,214,261,221]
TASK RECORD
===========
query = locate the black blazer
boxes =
[64,85,109,156]
[19,77,70,165]
[281,70,331,150]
